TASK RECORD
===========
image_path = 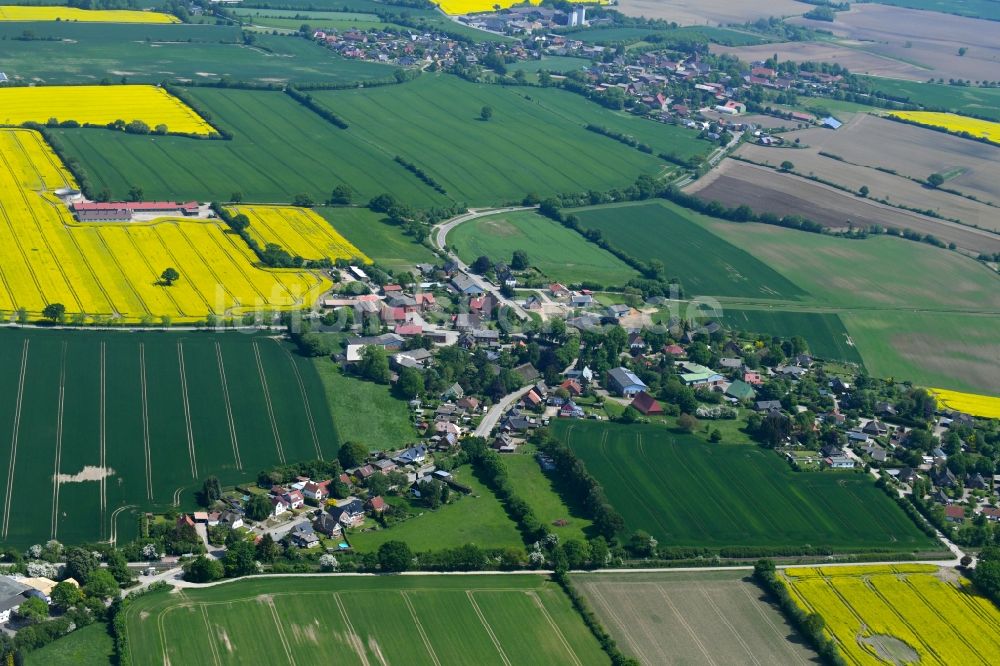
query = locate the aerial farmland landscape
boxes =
[0,0,998,664]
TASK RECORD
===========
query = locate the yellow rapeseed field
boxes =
[436,0,605,16]
[931,388,1000,419]
[0,128,331,322]
[784,565,1000,664]
[0,85,214,136]
[891,111,1000,142]
[0,6,179,23]
[228,205,370,264]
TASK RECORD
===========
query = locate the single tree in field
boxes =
[230,191,243,203]
[201,475,222,506]
[510,249,529,270]
[779,160,794,172]
[42,302,66,323]
[858,185,869,197]
[127,184,144,202]
[160,267,180,286]
[480,105,494,121]
[927,172,945,188]
[378,540,413,573]
[329,184,353,205]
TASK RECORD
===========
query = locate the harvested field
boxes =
[735,142,1000,232]
[573,570,819,665]
[786,114,1000,206]
[689,160,1000,254]
[712,41,931,80]
[790,4,1000,83]
[615,0,809,25]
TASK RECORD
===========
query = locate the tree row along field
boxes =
[0,328,338,549]
[56,75,712,206]
[124,575,607,666]
[555,420,940,552]
[784,565,1000,664]
[0,129,374,322]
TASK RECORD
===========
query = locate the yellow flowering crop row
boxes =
[228,205,370,264]
[930,387,1000,419]
[0,128,331,322]
[0,6,179,23]
[890,111,1000,142]
[783,565,1000,665]
[436,0,606,16]
[0,85,213,136]
[785,564,939,578]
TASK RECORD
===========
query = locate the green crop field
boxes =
[720,308,862,363]
[449,210,640,287]
[507,56,591,75]
[0,23,395,85]
[124,574,606,665]
[319,207,437,272]
[307,74,709,204]
[555,420,940,552]
[504,450,594,543]
[573,570,817,665]
[0,328,338,549]
[866,0,1000,21]
[570,201,807,299]
[312,358,415,453]
[55,87,450,206]
[862,77,1000,121]
[24,622,114,666]
[570,25,768,46]
[347,465,524,553]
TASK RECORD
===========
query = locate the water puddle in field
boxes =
[858,633,920,665]
[54,465,115,483]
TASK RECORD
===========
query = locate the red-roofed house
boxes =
[367,496,387,513]
[522,390,542,408]
[282,490,305,510]
[663,344,685,357]
[945,505,966,522]
[380,305,406,323]
[415,293,436,310]
[395,324,423,336]
[560,379,583,396]
[303,481,329,502]
[383,284,403,296]
[630,391,663,415]
[744,371,763,386]
[549,283,570,298]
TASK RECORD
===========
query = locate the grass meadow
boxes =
[555,420,939,552]
[24,623,114,666]
[347,465,524,553]
[317,207,437,272]
[573,570,817,664]
[0,23,394,84]
[0,329,338,549]
[449,210,640,287]
[570,201,807,299]
[863,77,1000,122]
[503,450,594,543]
[720,308,862,363]
[124,575,606,665]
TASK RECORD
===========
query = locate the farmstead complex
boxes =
[0,0,998,663]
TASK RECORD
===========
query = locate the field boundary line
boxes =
[528,591,582,666]
[100,341,108,539]
[264,596,295,666]
[177,342,198,478]
[278,341,322,459]
[199,605,222,666]
[466,590,513,666]
[253,339,285,463]
[2,339,29,540]
[50,341,67,540]
[655,584,719,666]
[335,593,372,666]
[139,343,153,499]
[215,342,243,470]
[737,583,809,665]
[697,583,760,666]
[400,592,440,666]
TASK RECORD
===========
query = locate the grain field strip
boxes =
[215,341,242,470]
[100,341,108,538]
[335,593,372,666]
[528,591,582,666]
[466,590,513,666]
[177,342,198,477]
[50,341,67,540]
[738,584,809,665]
[2,339,29,540]
[139,343,153,499]
[265,597,295,666]
[401,592,441,666]
[656,584,719,666]
[253,339,285,463]
[199,605,222,666]
[698,584,760,666]
[279,342,322,459]
[581,583,647,663]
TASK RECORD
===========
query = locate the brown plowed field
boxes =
[712,41,932,80]
[688,160,1000,254]
[616,0,809,25]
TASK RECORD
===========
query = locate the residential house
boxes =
[493,432,517,453]
[281,490,305,510]
[451,273,484,296]
[289,522,320,548]
[564,365,594,383]
[374,459,398,475]
[630,391,663,415]
[560,378,583,396]
[571,294,594,307]
[980,507,1000,522]
[220,510,244,529]
[396,444,428,465]
[755,400,782,413]
[0,578,31,624]
[945,505,966,523]
[456,396,480,411]
[329,498,366,527]
[627,332,646,352]
[514,362,540,383]
[719,357,743,370]
[724,380,756,402]
[826,455,855,469]
[863,420,888,437]
[663,344,685,357]
[560,401,585,418]
[270,497,289,518]
[549,283,570,298]
[302,481,329,503]
[931,466,959,488]
[442,383,464,400]
[607,367,648,397]
[367,496,387,514]
[606,304,630,319]
[314,513,343,538]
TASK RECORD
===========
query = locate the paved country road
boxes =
[474,386,533,438]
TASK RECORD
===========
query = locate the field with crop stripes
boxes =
[124,574,607,665]
[0,128,341,322]
[0,85,213,135]
[555,420,939,552]
[0,328,338,549]
[930,388,1000,419]
[889,111,1000,142]
[784,565,1000,664]
[229,205,370,263]
[0,6,179,22]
